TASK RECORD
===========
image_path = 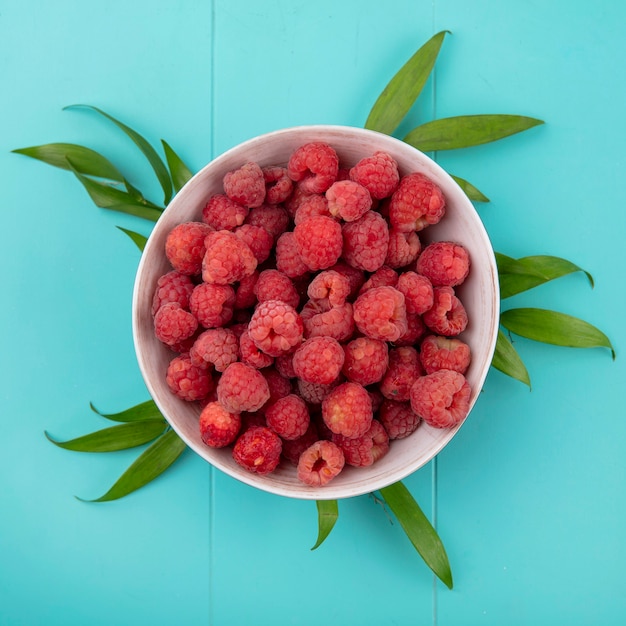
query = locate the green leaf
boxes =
[491,329,531,387]
[45,420,167,453]
[12,143,125,181]
[450,174,490,202]
[365,30,449,135]
[65,105,173,205]
[500,308,615,358]
[116,226,148,252]
[162,140,194,193]
[379,481,453,589]
[77,429,187,502]
[90,399,164,423]
[404,114,544,152]
[311,500,339,550]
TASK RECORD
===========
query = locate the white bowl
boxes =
[132,125,500,500]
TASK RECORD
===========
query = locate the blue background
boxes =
[2,1,625,624]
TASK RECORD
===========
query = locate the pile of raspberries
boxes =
[151,141,472,487]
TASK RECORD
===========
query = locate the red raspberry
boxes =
[154,302,198,347]
[262,166,293,204]
[292,336,345,385]
[245,204,290,242]
[234,224,273,264]
[281,422,319,464]
[389,172,446,232]
[410,369,471,429]
[151,270,195,316]
[307,270,351,307]
[202,230,257,285]
[385,229,421,269]
[199,401,241,448]
[422,286,468,336]
[353,286,408,342]
[190,327,239,372]
[322,381,373,438]
[261,367,293,405]
[379,346,424,402]
[342,337,389,386]
[202,194,248,231]
[297,440,345,486]
[342,210,389,272]
[378,399,421,439]
[265,394,310,440]
[275,353,297,379]
[419,334,471,375]
[223,161,266,208]
[254,269,300,310]
[302,301,355,342]
[166,353,213,401]
[358,265,398,295]
[396,271,434,315]
[287,142,339,194]
[349,151,400,200]
[189,283,235,328]
[248,299,304,357]
[329,262,366,299]
[240,410,267,432]
[293,216,343,271]
[283,184,313,218]
[233,271,259,310]
[326,180,372,222]
[233,426,282,475]
[297,377,342,405]
[368,387,385,413]
[333,419,389,467]
[395,312,428,347]
[165,222,213,275]
[217,362,271,413]
[275,231,310,278]
[416,241,470,287]
[239,328,274,369]
[293,194,332,225]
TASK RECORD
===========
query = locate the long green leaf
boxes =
[365,30,449,135]
[12,143,124,181]
[311,500,339,550]
[379,481,453,589]
[491,329,531,387]
[404,114,544,152]
[450,174,489,202]
[162,139,194,193]
[90,399,164,423]
[501,308,615,358]
[77,429,187,502]
[45,420,167,453]
[116,226,148,252]
[65,105,173,205]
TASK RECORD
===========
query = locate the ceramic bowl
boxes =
[132,125,500,500]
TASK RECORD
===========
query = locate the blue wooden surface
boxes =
[2,1,624,624]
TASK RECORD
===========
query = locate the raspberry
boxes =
[245,204,290,242]
[368,387,385,413]
[223,161,266,208]
[202,230,257,285]
[261,367,293,405]
[385,229,421,269]
[262,166,293,204]
[349,151,400,199]
[378,399,421,439]
[233,271,259,310]
[202,194,248,231]
[247,299,304,357]
[190,327,239,372]
[151,270,195,316]
[301,301,355,342]
[419,334,471,375]
[293,216,343,271]
[281,422,319,464]
[283,184,313,217]
[395,312,427,346]
[297,378,342,405]
[342,337,389,386]
[287,142,339,194]
[329,261,366,299]
[333,419,389,467]
[326,180,372,222]
[154,302,198,347]
[307,270,350,307]
[217,362,271,413]
[422,286,468,336]
[297,440,345,486]
[166,353,213,402]
[265,394,310,440]
[239,328,274,369]
[416,241,470,287]
[275,353,297,379]
[379,346,424,402]
[254,269,300,310]
[293,194,332,225]
[410,369,471,429]
[275,231,310,278]
[234,224,273,264]
[240,410,267,431]
[189,282,236,328]
[358,265,398,295]
[292,336,345,385]
[341,210,389,272]
[396,271,434,315]
[233,426,282,475]
[352,286,408,342]
[322,381,373,438]
[165,222,213,275]
[389,172,446,232]
[199,401,241,448]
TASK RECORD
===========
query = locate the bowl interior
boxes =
[132,125,500,500]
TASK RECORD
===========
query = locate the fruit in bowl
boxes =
[132,125,499,500]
